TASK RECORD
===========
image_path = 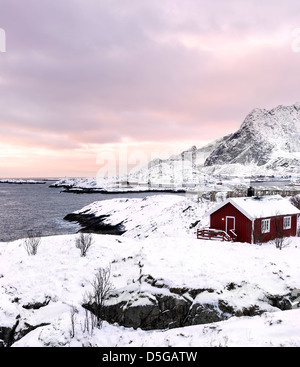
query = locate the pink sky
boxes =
[0,0,300,178]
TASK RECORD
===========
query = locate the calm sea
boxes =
[0,182,177,242]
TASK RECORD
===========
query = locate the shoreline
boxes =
[59,187,187,194]
[64,212,126,235]
[0,180,47,185]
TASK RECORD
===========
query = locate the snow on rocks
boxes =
[65,194,211,239]
[13,307,300,347]
[1,231,300,347]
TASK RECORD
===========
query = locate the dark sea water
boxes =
[0,182,178,242]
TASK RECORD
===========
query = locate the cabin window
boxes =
[283,216,291,230]
[261,219,270,233]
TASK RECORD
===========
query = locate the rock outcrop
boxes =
[64,212,126,235]
[83,276,293,331]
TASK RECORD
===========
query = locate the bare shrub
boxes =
[24,231,41,256]
[83,267,114,330]
[69,305,78,338]
[75,232,93,257]
[273,236,290,250]
[290,195,300,210]
[81,295,98,336]
[273,215,290,250]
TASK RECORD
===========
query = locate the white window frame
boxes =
[283,216,291,230]
[261,219,270,234]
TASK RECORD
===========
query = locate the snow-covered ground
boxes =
[1,193,300,347]
[69,194,211,239]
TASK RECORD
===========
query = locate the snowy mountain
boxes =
[130,102,300,181]
[129,138,227,187]
[204,103,300,175]
[50,141,225,191]
[51,102,300,191]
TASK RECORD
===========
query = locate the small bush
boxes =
[83,267,114,330]
[75,232,93,257]
[290,195,300,210]
[24,231,41,256]
[273,236,290,250]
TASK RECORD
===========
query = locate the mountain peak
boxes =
[204,102,300,172]
[132,102,300,181]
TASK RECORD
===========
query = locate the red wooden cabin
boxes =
[201,195,299,244]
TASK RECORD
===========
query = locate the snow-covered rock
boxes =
[1,226,300,346]
[64,194,211,239]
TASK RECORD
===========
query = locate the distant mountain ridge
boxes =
[204,103,300,173]
[53,102,300,190]
[139,102,300,179]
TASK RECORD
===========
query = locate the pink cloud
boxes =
[0,0,300,176]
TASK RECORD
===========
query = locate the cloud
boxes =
[0,0,300,176]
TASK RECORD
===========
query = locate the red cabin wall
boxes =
[210,203,298,244]
[253,214,298,243]
[210,203,252,243]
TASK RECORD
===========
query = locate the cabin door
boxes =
[226,216,235,234]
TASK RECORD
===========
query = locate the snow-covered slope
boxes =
[1,194,300,346]
[67,194,211,239]
[1,233,300,347]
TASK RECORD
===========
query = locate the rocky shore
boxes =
[64,212,126,235]
[53,185,186,195]
[63,195,193,238]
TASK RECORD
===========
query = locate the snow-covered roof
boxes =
[207,195,300,221]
